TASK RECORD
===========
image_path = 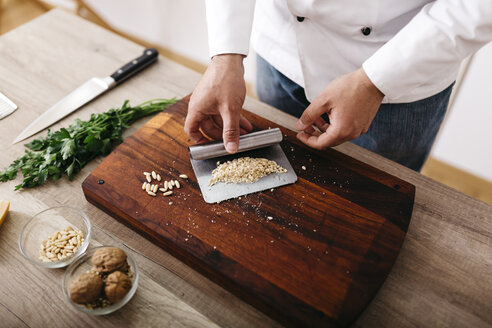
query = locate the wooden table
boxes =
[0,9,490,328]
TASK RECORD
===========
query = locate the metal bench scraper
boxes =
[189,128,297,203]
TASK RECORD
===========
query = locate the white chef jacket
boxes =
[205,0,492,103]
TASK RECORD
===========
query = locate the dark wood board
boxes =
[82,97,415,327]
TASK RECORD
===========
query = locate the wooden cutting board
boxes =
[82,97,415,327]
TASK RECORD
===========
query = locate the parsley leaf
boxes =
[1,98,176,189]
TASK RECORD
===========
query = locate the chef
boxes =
[184,0,492,171]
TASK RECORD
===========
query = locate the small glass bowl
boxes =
[18,206,91,268]
[62,246,139,315]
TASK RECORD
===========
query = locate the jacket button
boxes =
[361,26,372,36]
[297,16,305,22]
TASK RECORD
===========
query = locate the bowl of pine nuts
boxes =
[18,206,91,268]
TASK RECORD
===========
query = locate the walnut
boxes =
[104,271,132,303]
[91,247,128,273]
[69,272,103,304]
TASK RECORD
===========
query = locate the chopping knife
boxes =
[13,48,159,144]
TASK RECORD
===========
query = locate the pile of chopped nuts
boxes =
[69,247,133,309]
[39,226,84,262]
[209,157,287,186]
[141,170,188,197]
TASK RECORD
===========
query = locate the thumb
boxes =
[221,109,240,153]
[296,101,328,131]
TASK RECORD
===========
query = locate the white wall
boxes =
[82,0,257,93]
[431,43,492,182]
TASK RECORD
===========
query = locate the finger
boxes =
[200,117,223,140]
[184,110,207,143]
[296,101,331,130]
[220,106,241,153]
[313,117,330,133]
[296,126,345,149]
[239,115,253,133]
[302,124,317,135]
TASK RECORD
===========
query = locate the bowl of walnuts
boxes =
[62,245,139,315]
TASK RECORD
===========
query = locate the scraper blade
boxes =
[189,129,297,203]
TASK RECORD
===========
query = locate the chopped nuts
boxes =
[209,157,287,186]
[39,226,84,262]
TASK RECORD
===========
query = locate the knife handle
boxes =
[110,48,159,84]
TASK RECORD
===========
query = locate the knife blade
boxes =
[13,48,159,144]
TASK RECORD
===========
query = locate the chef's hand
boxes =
[185,54,253,153]
[296,68,384,149]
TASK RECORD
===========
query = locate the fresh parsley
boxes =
[1,98,177,190]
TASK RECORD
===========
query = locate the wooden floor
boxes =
[2,0,491,205]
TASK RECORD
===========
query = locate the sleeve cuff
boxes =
[363,0,492,103]
[205,0,256,58]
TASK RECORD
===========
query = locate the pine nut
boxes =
[142,182,147,190]
[152,171,157,179]
[175,180,181,189]
[169,180,175,187]
[179,174,188,179]
[152,184,158,193]
[157,174,161,181]
[146,175,152,183]
[145,184,151,192]
[164,181,168,190]
[144,172,150,176]
[163,191,173,196]
[159,188,167,192]
[147,191,157,197]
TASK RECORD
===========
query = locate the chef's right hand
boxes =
[185,54,253,153]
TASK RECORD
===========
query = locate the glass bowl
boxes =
[62,246,139,315]
[18,206,91,268]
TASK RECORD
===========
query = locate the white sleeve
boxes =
[205,0,256,58]
[363,0,492,103]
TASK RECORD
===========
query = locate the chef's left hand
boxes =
[295,68,384,149]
